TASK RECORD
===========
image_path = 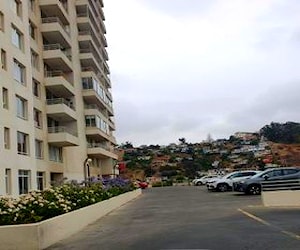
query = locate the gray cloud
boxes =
[105,0,300,146]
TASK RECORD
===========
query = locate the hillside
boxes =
[270,143,300,166]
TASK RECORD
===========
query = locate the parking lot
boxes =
[48,186,300,250]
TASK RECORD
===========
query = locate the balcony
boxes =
[76,3,100,34]
[85,104,105,117]
[103,60,110,75]
[99,17,106,34]
[102,47,108,61]
[101,33,107,47]
[41,17,71,48]
[99,4,105,21]
[43,44,73,71]
[79,45,103,73]
[46,98,77,121]
[82,84,108,111]
[48,126,79,147]
[86,125,110,141]
[108,118,116,131]
[81,62,111,89]
[81,67,102,83]
[87,143,118,159]
[45,71,75,97]
[39,0,69,24]
[110,135,117,145]
[78,29,101,51]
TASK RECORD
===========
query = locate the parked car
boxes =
[233,167,300,195]
[134,180,148,189]
[207,170,260,192]
[192,175,220,186]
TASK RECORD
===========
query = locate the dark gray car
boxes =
[233,167,300,195]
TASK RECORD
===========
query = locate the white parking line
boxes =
[238,208,300,240]
[238,208,271,226]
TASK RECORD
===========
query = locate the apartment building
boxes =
[0,0,118,196]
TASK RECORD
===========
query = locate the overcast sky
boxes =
[104,0,300,146]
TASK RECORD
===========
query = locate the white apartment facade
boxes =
[0,0,118,196]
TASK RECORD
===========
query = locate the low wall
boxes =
[0,189,142,250]
[261,179,300,207]
[262,190,300,207]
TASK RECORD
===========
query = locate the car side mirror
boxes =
[263,174,269,180]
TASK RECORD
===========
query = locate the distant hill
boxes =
[260,122,300,144]
[270,143,300,166]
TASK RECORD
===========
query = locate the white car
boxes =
[206,170,260,192]
[193,175,220,186]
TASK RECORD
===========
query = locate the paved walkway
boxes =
[47,186,300,250]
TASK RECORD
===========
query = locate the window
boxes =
[2,87,8,109]
[283,169,299,175]
[18,170,30,194]
[241,172,257,177]
[11,26,23,50]
[0,11,4,31]
[17,131,29,155]
[36,172,44,191]
[4,127,10,149]
[1,49,6,70]
[85,115,96,127]
[266,169,283,177]
[16,95,27,119]
[13,59,26,84]
[31,49,39,70]
[49,145,63,162]
[85,115,109,134]
[29,21,36,40]
[34,108,42,128]
[35,139,43,159]
[5,169,12,195]
[33,79,41,98]
[11,0,22,18]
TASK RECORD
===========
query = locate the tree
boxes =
[260,122,300,143]
[178,138,186,144]
[120,141,134,149]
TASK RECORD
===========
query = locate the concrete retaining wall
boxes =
[262,190,300,207]
[0,189,142,250]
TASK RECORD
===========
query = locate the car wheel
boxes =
[217,183,229,192]
[196,181,202,186]
[247,185,261,195]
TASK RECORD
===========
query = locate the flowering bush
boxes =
[0,178,135,225]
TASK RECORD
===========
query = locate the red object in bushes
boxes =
[135,181,148,189]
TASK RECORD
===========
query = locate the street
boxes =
[47,186,300,250]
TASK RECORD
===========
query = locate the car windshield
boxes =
[222,172,236,179]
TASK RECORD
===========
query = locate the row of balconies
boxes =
[38,0,116,160]
[47,126,117,159]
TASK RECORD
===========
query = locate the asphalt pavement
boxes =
[47,186,300,250]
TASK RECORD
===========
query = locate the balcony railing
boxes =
[87,142,110,150]
[44,70,74,88]
[48,126,78,137]
[85,104,99,109]
[41,17,70,36]
[77,12,88,18]
[43,44,72,61]
[47,98,75,110]
[78,30,91,36]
